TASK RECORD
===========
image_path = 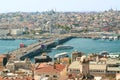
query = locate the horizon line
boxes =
[0,8,119,14]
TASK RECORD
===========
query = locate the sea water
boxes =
[1,38,120,62]
[0,39,37,54]
[47,38,120,57]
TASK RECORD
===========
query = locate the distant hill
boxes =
[0,10,120,32]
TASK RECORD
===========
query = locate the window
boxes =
[45,75,49,77]
[53,75,57,78]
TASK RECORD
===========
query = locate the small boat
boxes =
[20,43,27,48]
[109,36,114,41]
[92,37,100,40]
[54,45,73,50]
[54,52,68,58]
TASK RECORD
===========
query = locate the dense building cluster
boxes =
[0,9,120,35]
[0,50,120,80]
[0,9,120,80]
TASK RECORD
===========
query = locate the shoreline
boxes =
[0,33,120,61]
[0,39,37,54]
[0,36,120,52]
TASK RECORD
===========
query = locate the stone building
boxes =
[68,55,89,77]
[35,62,67,80]
[71,51,83,62]
[6,58,32,72]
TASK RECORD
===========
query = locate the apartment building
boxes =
[89,57,120,75]
[35,62,67,80]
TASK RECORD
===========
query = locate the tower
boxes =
[71,51,83,62]
[80,56,89,76]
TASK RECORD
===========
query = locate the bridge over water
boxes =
[9,35,73,61]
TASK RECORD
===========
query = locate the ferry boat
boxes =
[54,45,73,50]
[92,37,100,40]
[99,51,109,55]
[54,52,68,58]
[34,53,52,63]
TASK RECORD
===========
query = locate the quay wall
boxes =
[20,36,73,60]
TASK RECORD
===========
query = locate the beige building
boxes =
[89,61,107,74]
[71,51,83,62]
[0,29,10,36]
[106,59,120,74]
[89,58,120,75]
[116,73,120,80]
[35,62,67,80]
[10,29,23,36]
[6,58,32,72]
[68,56,89,76]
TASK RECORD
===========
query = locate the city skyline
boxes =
[0,0,120,13]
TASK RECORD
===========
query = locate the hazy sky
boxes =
[0,0,120,13]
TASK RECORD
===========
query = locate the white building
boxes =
[10,29,23,36]
[68,56,89,75]
[107,54,119,58]
[0,29,10,36]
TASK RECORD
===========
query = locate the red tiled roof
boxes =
[35,63,66,74]
[0,76,33,80]
[116,73,120,75]
[0,55,7,58]
[0,77,3,80]
[0,58,3,62]
[37,63,47,68]
[0,66,4,71]
[54,64,66,72]
[60,58,69,62]
[58,75,68,80]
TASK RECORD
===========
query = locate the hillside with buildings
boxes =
[0,9,120,36]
